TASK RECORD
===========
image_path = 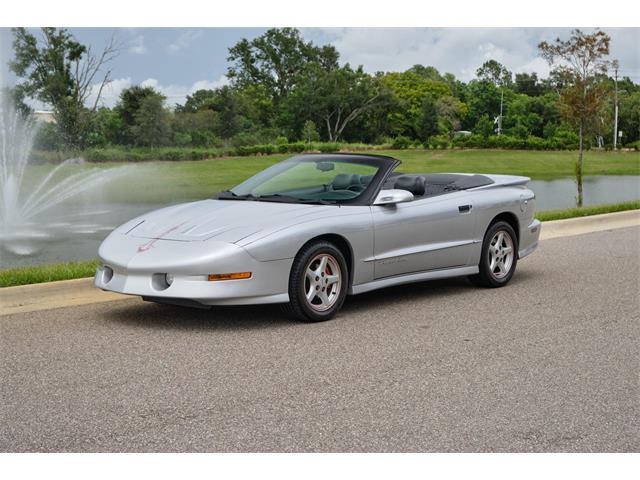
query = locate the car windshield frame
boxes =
[218,153,400,206]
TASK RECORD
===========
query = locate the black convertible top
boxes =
[384,173,494,198]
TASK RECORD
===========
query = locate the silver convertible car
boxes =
[96,153,541,322]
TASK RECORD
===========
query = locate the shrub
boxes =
[261,144,276,154]
[524,135,547,150]
[230,132,261,147]
[318,143,341,153]
[391,135,411,149]
[627,140,640,151]
[190,130,221,148]
[33,123,63,150]
[451,135,471,148]
[549,130,579,150]
[429,134,451,149]
[173,132,192,147]
[287,142,307,153]
[234,145,255,156]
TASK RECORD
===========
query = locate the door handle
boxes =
[458,205,472,213]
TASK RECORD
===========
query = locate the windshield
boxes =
[221,155,386,204]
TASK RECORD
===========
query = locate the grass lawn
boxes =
[24,149,640,204]
[536,200,640,221]
[0,260,100,288]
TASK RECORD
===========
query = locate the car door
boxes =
[370,191,477,279]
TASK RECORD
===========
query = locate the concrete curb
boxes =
[2,209,639,316]
[540,209,640,240]
[1,277,125,316]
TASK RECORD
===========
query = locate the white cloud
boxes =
[88,77,132,108]
[304,27,640,82]
[129,34,147,55]
[166,29,203,54]
[88,75,230,108]
[142,75,230,107]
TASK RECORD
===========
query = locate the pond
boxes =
[1,175,638,270]
[529,176,640,210]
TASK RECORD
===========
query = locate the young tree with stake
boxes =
[538,29,612,207]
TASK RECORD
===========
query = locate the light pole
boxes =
[613,60,619,150]
[494,89,504,136]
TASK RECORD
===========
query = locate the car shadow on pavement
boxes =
[102,301,294,332]
[341,276,471,312]
[102,271,535,331]
[336,268,535,315]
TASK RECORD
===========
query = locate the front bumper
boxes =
[95,233,292,306]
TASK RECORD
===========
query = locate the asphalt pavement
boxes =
[1,227,639,452]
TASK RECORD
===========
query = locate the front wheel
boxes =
[283,241,348,322]
[469,221,518,288]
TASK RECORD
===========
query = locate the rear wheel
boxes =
[469,221,518,288]
[283,241,348,322]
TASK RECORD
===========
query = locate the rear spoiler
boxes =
[471,174,531,189]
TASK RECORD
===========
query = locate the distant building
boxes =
[32,110,56,124]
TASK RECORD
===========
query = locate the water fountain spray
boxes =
[0,87,128,259]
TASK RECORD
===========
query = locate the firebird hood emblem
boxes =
[137,223,186,253]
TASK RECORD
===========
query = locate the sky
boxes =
[1,27,638,109]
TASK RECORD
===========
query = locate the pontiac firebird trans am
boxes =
[96,153,541,322]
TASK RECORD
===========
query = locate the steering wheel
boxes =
[347,184,365,192]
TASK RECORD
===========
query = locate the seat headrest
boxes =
[332,173,360,190]
[360,174,374,186]
[394,176,425,196]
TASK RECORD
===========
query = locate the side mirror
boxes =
[374,189,414,205]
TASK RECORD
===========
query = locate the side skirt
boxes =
[349,265,479,295]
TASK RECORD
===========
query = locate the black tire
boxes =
[282,240,348,322]
[469,220,518,288]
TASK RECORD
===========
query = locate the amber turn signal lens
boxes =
[207,272,252,281]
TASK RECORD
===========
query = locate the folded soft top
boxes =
[385,173,494,197]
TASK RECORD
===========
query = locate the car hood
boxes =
[126,199,324,243]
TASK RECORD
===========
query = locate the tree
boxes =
[86,107,122,146]
[172,110,218,147]
[116,86,169,146]
[382,70,451,137]
[463,79,506,130]
[130,94,171,147]
[285,65,390,142]
[436,95,467,135]
[514,72,543,96]
[227,28,339,105]
[475,114,494,139]
[539,29,612,206]
[177,89,217,113]
[417,97,439,142]
[10,27,118,148]
[408,65,443,82]
[503,94,544,138]
[302,120,320,143]
[476,60,513,87]
[208,86,246,139]
[618,91,640,145]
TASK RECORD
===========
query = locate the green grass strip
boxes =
[0,259,100,288]
[536,200,640,222]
